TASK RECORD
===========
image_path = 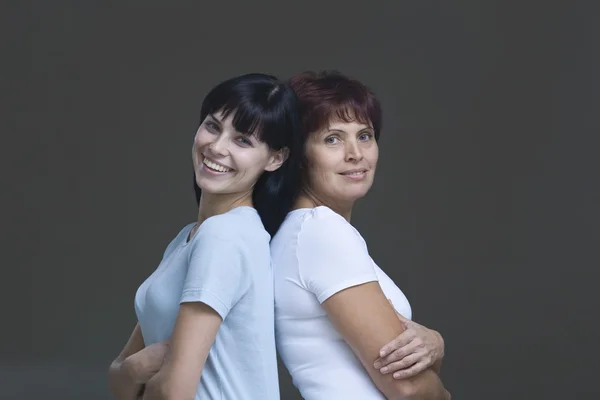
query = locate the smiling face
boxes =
[303,118,379,208]
[192,109,286,196]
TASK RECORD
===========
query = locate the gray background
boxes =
[2,1,598,399]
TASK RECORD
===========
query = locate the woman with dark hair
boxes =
[271,70,451,399]
[108,73,302,400]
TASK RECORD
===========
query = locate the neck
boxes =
[197,191,253,226]
[294,189,354,222]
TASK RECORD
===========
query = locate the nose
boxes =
[345,139,364,163]
[208,134,229,157]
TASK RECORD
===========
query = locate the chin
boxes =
[195,177,222,195]
[349,193,369,202]
[347,188,371,202]
[330,191,367,205]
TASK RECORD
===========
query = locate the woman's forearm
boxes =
[109,324,147,399]
[109,358,144,400]
[432,358,443,374]
[395,368,450,400]
[431,330,444,374]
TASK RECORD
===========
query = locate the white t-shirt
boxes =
[134,206,280,400]
[270,206,412,400]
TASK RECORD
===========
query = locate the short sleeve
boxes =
[180,231,251,320]
[297,211,378,303]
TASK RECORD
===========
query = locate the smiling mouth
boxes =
[340,169,367,176]
[202,156,233,173]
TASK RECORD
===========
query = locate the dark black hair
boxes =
[193,73,303,237]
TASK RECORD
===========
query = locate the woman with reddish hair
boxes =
[270,70,451,399]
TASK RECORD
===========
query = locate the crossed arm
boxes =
[376,302,445,379]
[108,302,222,400]
[110,296,446,400]
[108,323,149,400]
[142,302,222,400]
[322,282,451,400]
[297,213,449,399]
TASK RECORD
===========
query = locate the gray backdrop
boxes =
[2,1,598,399]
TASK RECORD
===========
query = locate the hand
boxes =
[141,369,169,400]
[124,340,170,384]
[373,301,444,379]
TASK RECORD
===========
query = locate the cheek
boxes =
[191,136,199,160]
[193,130,208,148]
[192,137,203,160]
[306,150,338,183]
[366,144,379,167]
[235,150,270,176]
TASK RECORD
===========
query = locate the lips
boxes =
[202,156,233,173]
[339,168,368,176]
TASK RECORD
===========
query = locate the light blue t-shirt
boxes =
[134,206,280,400]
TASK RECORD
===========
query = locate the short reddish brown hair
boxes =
[289,70,382,141]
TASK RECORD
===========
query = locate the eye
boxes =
[325,136,340,145]
[358,132,373,141]
[205,121,219,132]
[236,136,253,147]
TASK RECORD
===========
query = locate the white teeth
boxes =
[344,171,365,175]
[203,158,232,172]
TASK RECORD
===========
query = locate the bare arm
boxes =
[432,357,443,375]
[142,302,222,400]
[374,306,445,379]
[108,324,146,400]
[322,282,450,400]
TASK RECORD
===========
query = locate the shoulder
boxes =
[163,222,196,254]
[297,206,366,250]
[169,222,196,243]
[294,207,377,300]
[196,206,269,244]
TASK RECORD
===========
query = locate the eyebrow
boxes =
[207,113,222,123]
[207,113,256,138]
[325,126,374,134]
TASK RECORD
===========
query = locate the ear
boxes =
[264,147,289,172]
